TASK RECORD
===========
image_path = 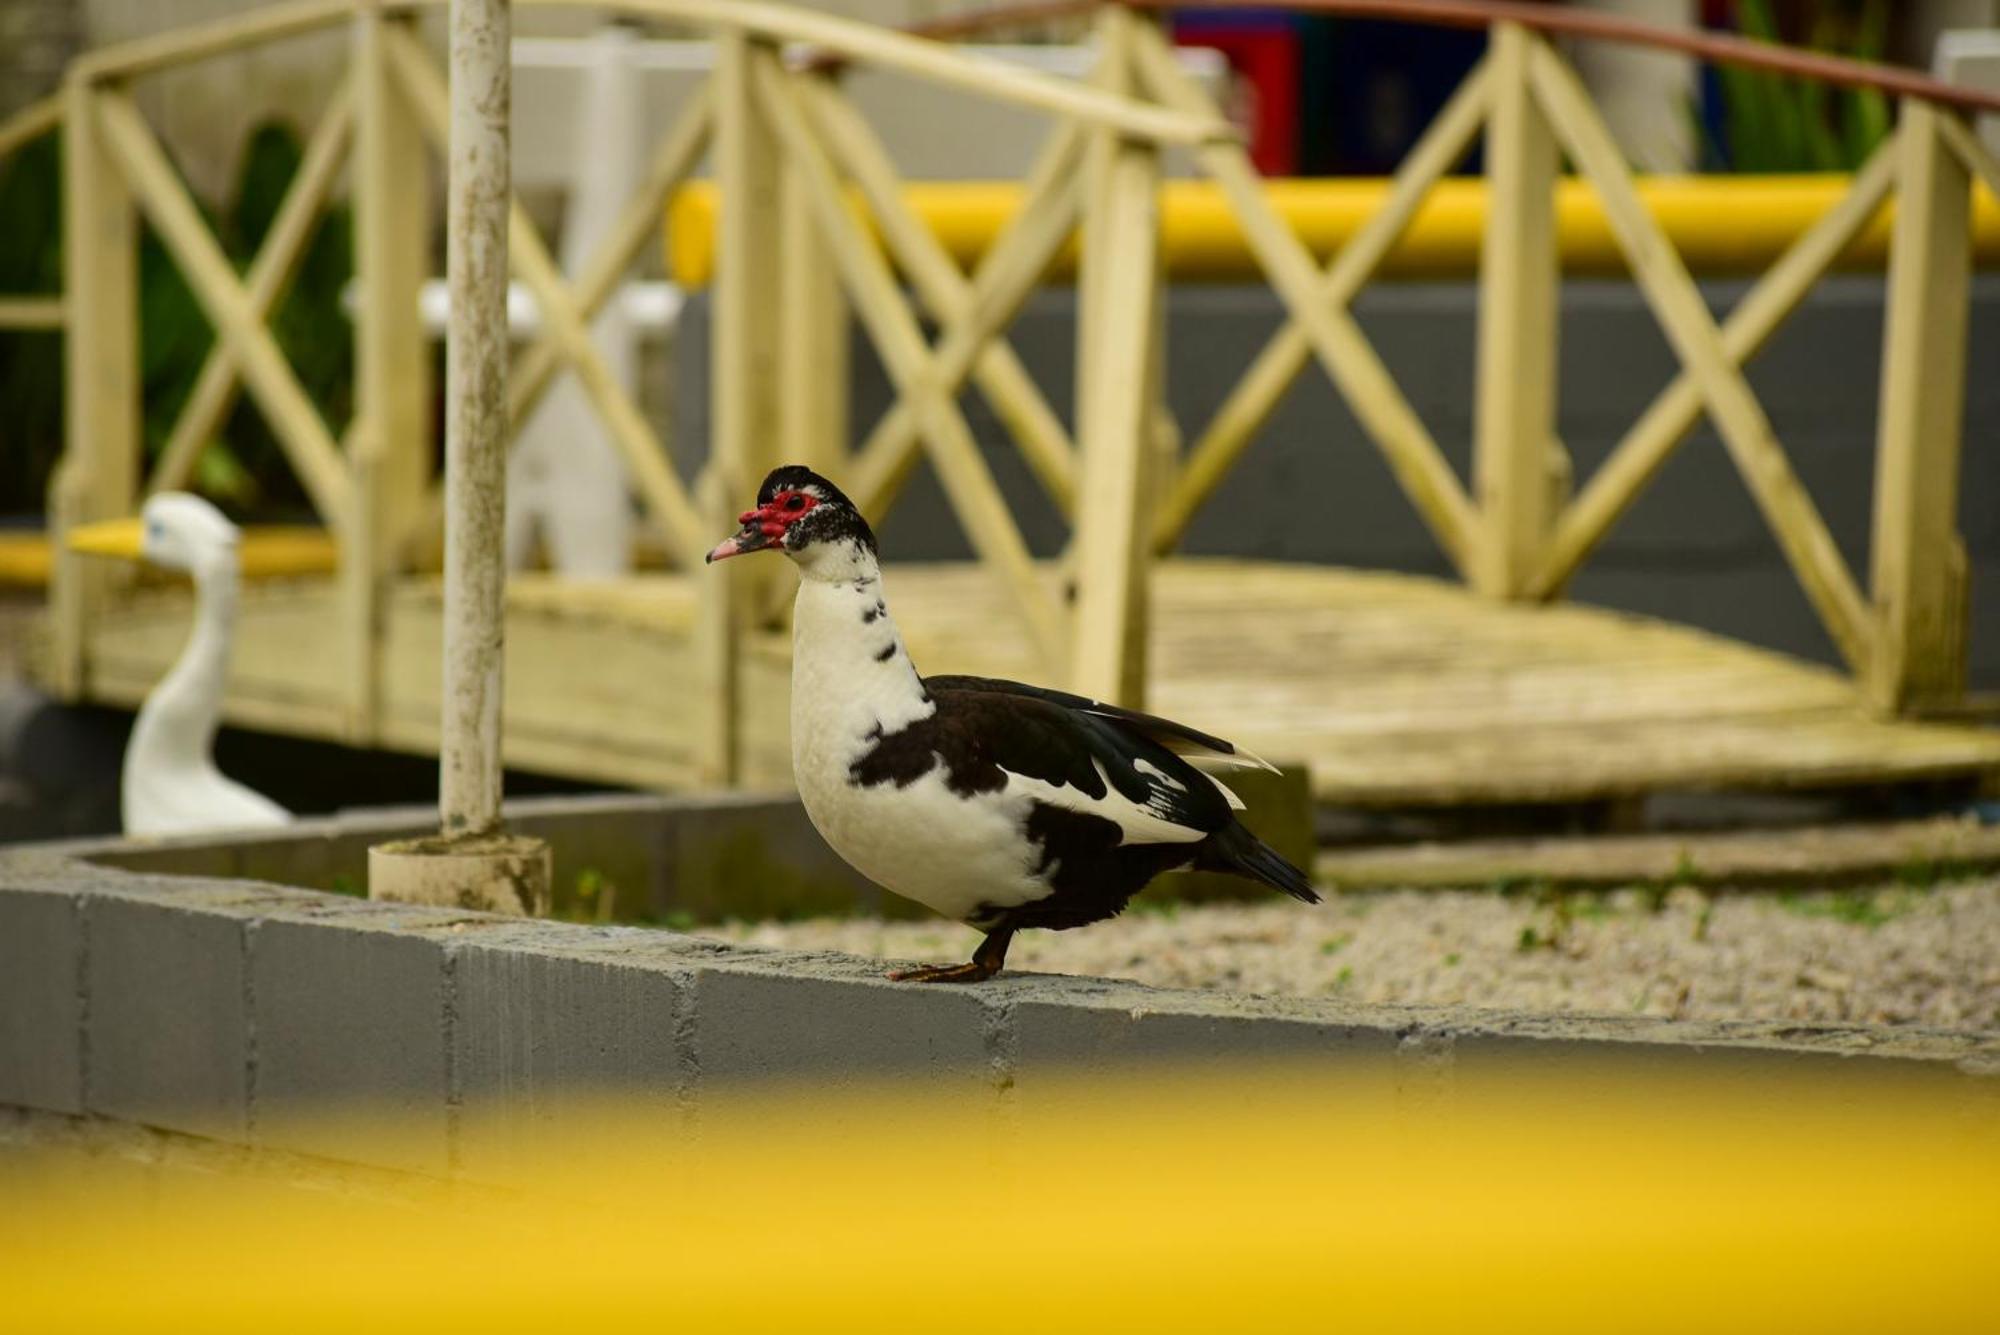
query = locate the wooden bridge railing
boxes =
[2,0,1995,787]
[864,0,2000,719]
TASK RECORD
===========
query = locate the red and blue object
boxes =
[1173,8,1303,175]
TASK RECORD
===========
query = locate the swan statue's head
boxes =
[65,491,290,836]
[69,492,241,580]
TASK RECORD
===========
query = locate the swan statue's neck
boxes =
[128,551,238,777]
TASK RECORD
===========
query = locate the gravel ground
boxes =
[705,877,2000,1030]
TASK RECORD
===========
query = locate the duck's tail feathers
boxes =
[1197,823,1320,904]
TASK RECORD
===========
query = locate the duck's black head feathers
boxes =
[757,465,878,556]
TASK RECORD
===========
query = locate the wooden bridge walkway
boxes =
[39,559,2000,807]
[9,0,2000,818]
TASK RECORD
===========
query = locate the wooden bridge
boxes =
[5,0,1999,809]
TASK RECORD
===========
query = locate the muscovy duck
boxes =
[707,465,1318,983]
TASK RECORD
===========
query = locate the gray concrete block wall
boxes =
[688,951,1002,1092]
[83,895,249,1141]
[0,885,80,1113]
[3,824,1997,1184]
[250,905,464,1174]
[452,924,693,1179]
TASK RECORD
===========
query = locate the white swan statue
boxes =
[67,493,292,836]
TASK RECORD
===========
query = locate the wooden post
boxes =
[699,29,784,784]
[348,4,432,742]
[1070,6,1162,706]
[780,73,848,484]
[1870,100,1974,714]
[51,77,139,699]
[1473,22,1562,599]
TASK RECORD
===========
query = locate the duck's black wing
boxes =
[920,674,1276,772]
[851,680,1235,842]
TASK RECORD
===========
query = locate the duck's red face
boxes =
[705,488,821,563]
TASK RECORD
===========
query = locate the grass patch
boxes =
[1777,890,1917,929]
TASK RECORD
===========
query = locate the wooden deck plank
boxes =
[52,558,2000,808]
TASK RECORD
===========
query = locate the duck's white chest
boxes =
[788,579,1048,924]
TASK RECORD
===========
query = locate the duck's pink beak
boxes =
[705,509,780,564]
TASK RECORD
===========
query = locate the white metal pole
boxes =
[440,0,511,836]
[372,0,548,913]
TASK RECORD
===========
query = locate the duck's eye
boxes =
[784,495,806,512]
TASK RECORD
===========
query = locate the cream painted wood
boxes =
[779,95,850,484]
[345,10,433,741]
[151,78,355,499]
[74,0,354,82]
[0,298,63,330]
[1936,106,2000,208]
[0,93,59,162]
[582,0,1229,147]
[1532,142,1898,598]
[387,28,707,568]
[96,92,352,523]
[1068,5,1159,705]
[506,83,713,434]
[1473,24,1563,598]
[1151,59,1492,553]
[1069,129,1162,704]
[699,32,787,784]
[801,77,1077,515]
[1870,102,1974,712]
[844,118,1086,527]
[1528,37,1874,674]
[1133,23,1479,575]
[53,79,140,698]
[751,50,1066,669]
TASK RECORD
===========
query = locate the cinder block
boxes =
[250,907,454,1173]
[84,894,249,1139]
[1008,980,1403,1099]
[1438,1015,1993,1102]
[0,887,82,1113]
[687,952,1000,1091]
[453,930,689,1181]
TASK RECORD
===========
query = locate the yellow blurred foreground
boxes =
[3,1061,1996,1333]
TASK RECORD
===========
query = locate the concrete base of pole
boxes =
[368,833,552,916]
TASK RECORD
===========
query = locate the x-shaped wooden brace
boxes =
[1530,139,1898,601]
[751,48,1069,666]
[795,74,1082,520]
[386,26,710,568]
[147,74,355,499]
[1132,21,1482,577]
[96,89,351,524]
[1527,39,1874,672]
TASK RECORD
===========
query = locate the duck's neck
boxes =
[129,554,238,775]
[789,540,934,765]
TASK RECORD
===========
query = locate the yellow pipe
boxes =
[0,526,338,588]
[667,173,2000,287]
